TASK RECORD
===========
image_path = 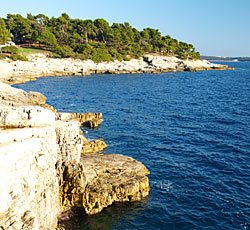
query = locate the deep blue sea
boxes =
[14,61,250,230]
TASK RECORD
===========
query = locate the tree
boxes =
[57,16,68,32]
[0,18,11,52]
[132,28,141,43]
[37,30,57,47]
[35,14,49,26]
[25,14,45,45]
[94,18,110,43]
[82,20,96,43]
[6,14,31,44]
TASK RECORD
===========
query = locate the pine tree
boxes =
[0,18,11,53]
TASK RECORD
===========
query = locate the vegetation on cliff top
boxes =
[0,13,201,62]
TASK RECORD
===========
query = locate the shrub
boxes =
[177,51,188,60]
[109,48,124,61]
[2,45,19,54]
[9,54,28,61]
[47,52,61,58]
[53,46,75,58]
[91,48,112,63]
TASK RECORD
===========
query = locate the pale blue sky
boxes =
[1,0,249,57]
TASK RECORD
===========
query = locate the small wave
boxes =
[241,222,249,229]
[150,181,173,193]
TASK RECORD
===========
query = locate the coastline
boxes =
[0,54,233,229]
[0,54,233,84]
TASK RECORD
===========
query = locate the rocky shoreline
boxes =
[0,80,149,229]
[0,55,233,229]
[0,54,233,84]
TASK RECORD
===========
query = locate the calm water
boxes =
[14,62,250,230]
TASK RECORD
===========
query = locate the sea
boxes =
[14,61,250,230]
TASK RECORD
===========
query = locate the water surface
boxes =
[14,61,250,230]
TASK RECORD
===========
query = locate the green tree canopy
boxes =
[0,18,11,45]
[37,30,57,47]
[3,13,201,61]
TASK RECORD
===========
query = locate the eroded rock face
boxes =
[55,120,84,164]
[59,162,86,212]
[58,153,150,216]
[0,83,60,229]
[0,81,150,230]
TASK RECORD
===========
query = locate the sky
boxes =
[0,0,249,57]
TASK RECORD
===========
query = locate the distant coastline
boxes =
[201,56,250,62]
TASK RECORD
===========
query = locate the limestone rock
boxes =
[57,153,149,216]
[0,54,233,84]
[0,81,46,106]
[0,84,60,229]
[56,112,102,128]
[55,120,84,165]
[0,105,55,128]
[0,122,59,230]
[83,119,102,129]
[81,153,150,215]
[0,80,150,229]
[59,162,86,212]
[81,138,107,154]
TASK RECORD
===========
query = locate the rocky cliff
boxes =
[0,105,59,229]
[0,82,150,229]
[0,54,233,84]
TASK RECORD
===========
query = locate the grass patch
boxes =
[18,47,51,55]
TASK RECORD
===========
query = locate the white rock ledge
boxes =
[0,54,233,84]
[0,106,55,128]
